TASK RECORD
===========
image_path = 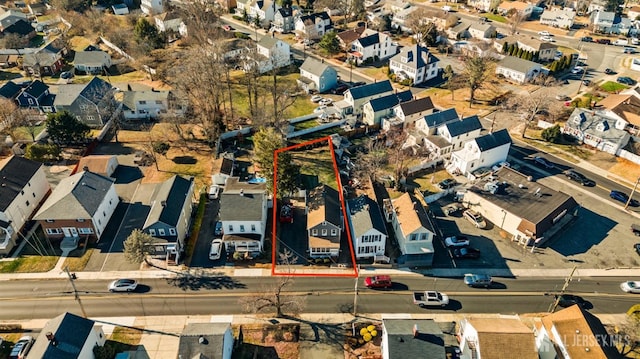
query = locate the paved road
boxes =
[0,276,636,319]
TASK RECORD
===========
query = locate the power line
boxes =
[64,266,87,318]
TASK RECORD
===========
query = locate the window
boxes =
[169,228,176,235]
[139,100,147,105]
[149,228,156,235]
[312,229,318,236]
[98,219,102,225]
[103,211,106,217]
[228,225,233,232]
[87,116,95,122]
[251,224,256,231]
[155,100,163,104]
[45,228,62,234]
[78,228,93,234]
[77,219,85,222]
[331,229,337,236]
[322,229,327,236]
[240,225,245,232]
[158,228,166,236]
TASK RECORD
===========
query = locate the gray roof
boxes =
[178,322,230,359]
[219,177,266,222]
[423,108,459,128]
[300,57,335,77]
[450,21,470,34]
[390,44,438,70]
[498,56,539,74]
[143,175,193,229]
[34,170,115,220]
[54,76,113,107]
[564,108,629,147]
[593,10,615,22]
[347,195,387,239]
[474,128,511,151]
[22,48,60,67]
[73,50,110,67]
[257,35,280,49]
[469,22,494,33]
[347,80,393,100]
[368,90,413,111]
[122,90,169,111]
[0,156,42,212]
[445,115,482,137]
[27,312,96,359]
[307,184,342,228]
[383,319,446,359]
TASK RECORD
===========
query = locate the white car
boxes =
[209,239,224,260]
[538,31,551,36]
[463,209,487,229]
[208,184,220,200]
[314,105,327,113]
[620,281,640,293]
[108,279,138,292]
[319,98,333,106]
[540,36,554,42]
[310,95,323,103]
[571,67,584,74]
[444,235,470,247]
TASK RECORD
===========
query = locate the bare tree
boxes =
[612,312,640,357]
[507,10,526,35]
[239,250,306,318]
[315,0,350,27]
[385,128,411,188]
[461,53,494,108]
[354,138,389,183]
[506,89,554,138]
[174,0,223,45]
[405,8,438,46]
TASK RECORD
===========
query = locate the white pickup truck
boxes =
[413,291,450,307]
[614,39,629,46]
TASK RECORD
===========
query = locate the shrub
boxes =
[541,125,562,143]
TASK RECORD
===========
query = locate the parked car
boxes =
[464,273,492,288]
[635,243,640,256]
[571,66,584,74]
[555,294,588,308]
[443,203,464,216]
[310,95,323,103]
[452,246,481,259]
[412,290,449,307]
[564,169,595,186]
[605,68,615,74]
[624,47,637,54]
[445,235,470,247]
[208,184,221,200]
[319,98,333,106]
[610,190,640,207]
[581,36,593,42]
[438,178,457,190]
[9,335,34,359]
[280,203,294,223]
[108,279,138,292]
[209,239,224,260]
[364,275,392,289]
[314,105,327,113]
[332,84,349,95]
[540,36,554,42]
[532,156,554,170]
[463,209,487,229]
[60,71,74,79]
[620,281,640,293]
[596,38,611,45]
[617,76,637,85]
[538,31,551,36]
[555,94,570,101]
[632,224,640,236]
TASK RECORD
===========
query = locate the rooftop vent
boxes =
[198,335,207,344]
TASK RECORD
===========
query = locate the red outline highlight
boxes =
[271,136,358,277]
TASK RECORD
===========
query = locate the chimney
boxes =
[46,332,58,346]
[413,324,419,338]
[161,200,167,207]
[83,166,89,172]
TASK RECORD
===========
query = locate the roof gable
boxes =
[355,33,380,47]
[23,79,48,98]
[0,156,42,211]
[0,81,22,99]
[474,129,511,151]
[368,90,413,111]
[398,97,434,116]
[307,184,341,228]
[423,107,459,127]
[300,57,334,77]
[144,175,193,229]
[347,80,393,100]
[445,115,482,137]
[28,312,96,359]
[347,194,387,238]
[393,192,431,235]
[219,177,266,222]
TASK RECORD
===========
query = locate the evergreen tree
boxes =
[516,48,523,58]
[502,42,508,53]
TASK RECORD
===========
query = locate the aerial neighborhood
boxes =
[0,0,640,357]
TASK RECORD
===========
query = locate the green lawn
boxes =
[0,256,58,273]
[484,13,507,23]
[14,123,46,141]
[599,81,628,93]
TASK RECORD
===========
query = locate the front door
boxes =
[62,227,78,237]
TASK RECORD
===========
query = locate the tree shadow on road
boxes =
[165,269,246,291]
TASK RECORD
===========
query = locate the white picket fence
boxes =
[617,148,640,165]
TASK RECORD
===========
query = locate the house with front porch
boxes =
[0,156,50,256]
[346,194,387,260]
[219,177,268,256]
[458,317,538,359]
[297,57,338,94]
[362,90,413,126]
[336,26,368,50]
[422,114,483,161]
[449,128,511,176]
[561,108,630,155]
[294,12,332,41]
[34,170,119,242]
[349,30,397,65]
[306,185,342,259]
[540,7,576,29]
[388,44,440,86]
[122,89,178,120]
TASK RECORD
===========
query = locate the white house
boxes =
[562,108,630,155]
[272,7,294,33]
[390,97,436,129]
[218,177,268,255]
[383,192,435,267]
[540,8,576,29]
[498,1,534,18]
[590,10,632,34]
[0,156,50,256]
[73,50,111,75]
[467,0,500,12]
[390,6,417,33]
[141,0,163,15]
[112,3,129,15]
[294,12,332,40]
[27,312,107,359]
[415,107,460,135]
[252,0,281,27]
[496,56,543,84]
[297,57,338,94]
[122,89,176,120]
[458,317,538,359]
[449,128,511,176]
[362,90,413,126]
[249,35,291,73]
[347,195,387,260]
[350,31,397,65]
[422,115,483,161]
[306,185,342,258]
[341,80,395,116]
[468,22,496,40]
[496,36,558,62]
[388,44,440,85]
[155,12,188,37]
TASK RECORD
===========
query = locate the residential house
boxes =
[0,54,19,68]
[16,79,55,113]
[0,8,26,31]
[28,2,46,15]
[0,156,50,256]
[595,94,640,135]
[562,108,630,155]
[76,155,119,177]
[362,90,413,126]
[306,185,342,258]
[540,7,576,28]
[390,6,417,33]
[381,319,446,359]
[336,26,367,50]
[340,80,395,116]
[537,305,620,359]
[496,36,558,61]
[346,194,387,260]
[383,0,411,14]
[297,57,338,94]
[468,22,496,40]
[458,317,538,359]
[590,10,631,34]
[154,11,188,37]
[112,3,129,14]
[349,30,397,65]
[498,1,534,18]
[272,7,294,33]
[248,35,291,73]
[628,6,640,21]
[178,323,234,359]
[422,10,460,32]
[251,0,281,27]
[142,175,195,264]
[122,89,175,120]
[294,12,332,41]
[587,0,607,13]
[34,170,119,241]
[27,312,106,359]
[415,107,460,135]
[385,96,436,130]
[467,0,500,12]
[53,76,118,128]
[422,114,483,160]
[212,153,235,186]
[388,44,440,86]
[22,44,65,77]
[0,80,22,101]
[73,50,111,75]
[1,19,35,38]
[385,192,435,267]
[461,166,578,246]
[141,0,163,14]
[218,177,268,255]
[496,56,543,84]
[449,128,511,176]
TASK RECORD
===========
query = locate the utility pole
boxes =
[548,266,577,313]
[64,266,87,318]
[353,265,360,317]
[624,177,640,210]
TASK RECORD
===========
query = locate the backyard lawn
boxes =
[599,81,628,93]
[0,255,58,273]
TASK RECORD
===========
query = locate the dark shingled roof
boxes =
[423,108,459,127]
[347,80,393,100]
[368,90,412,111]
[178,322,230,359]
[219,177,266,222]
[0,81,22,100]
[347,194,387,239]
[23,79,48,98]
[27,312,96,359]
[277,7,292,17]
[474,128,511,151]
[356,33,380,47]
[3,19,34,36]
[144,175,193,229]
[398,97,434,116]
[0,156,42,212]
[446,115,482,137]
[383,319,446,359]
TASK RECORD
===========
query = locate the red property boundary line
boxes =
[271,136,358,278]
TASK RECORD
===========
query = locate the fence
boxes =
[617,148,640,165]
[285,119,346,139]
[99,36,135,61]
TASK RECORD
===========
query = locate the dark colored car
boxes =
[9,336,34,359]
[564,169,595,186]
[464,273,492,288]
[214,221,223,236]
[452,246,481,259]
[581,36,593,42]
[332,84,349,95]
[60,71,73,79]
[438,178,457,189]
[634,243,640,256]
[352,81,366,87]
[555,294,588,308]
[533,156,554,170]
[605,68,614,74]
[582,79,591,86]
[596,38,611,45]
[617,76,637,85]
[610,190,640,207]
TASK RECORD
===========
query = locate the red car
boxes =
[279,203,293,223]
[364,275,392,289]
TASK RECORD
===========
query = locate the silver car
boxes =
[108,279,138,292]
[463,209,487,229]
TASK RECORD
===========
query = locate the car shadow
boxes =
[389,283,409,291]
[134,285,151,293]
[488,282,508,290]
[444,299,463,311]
